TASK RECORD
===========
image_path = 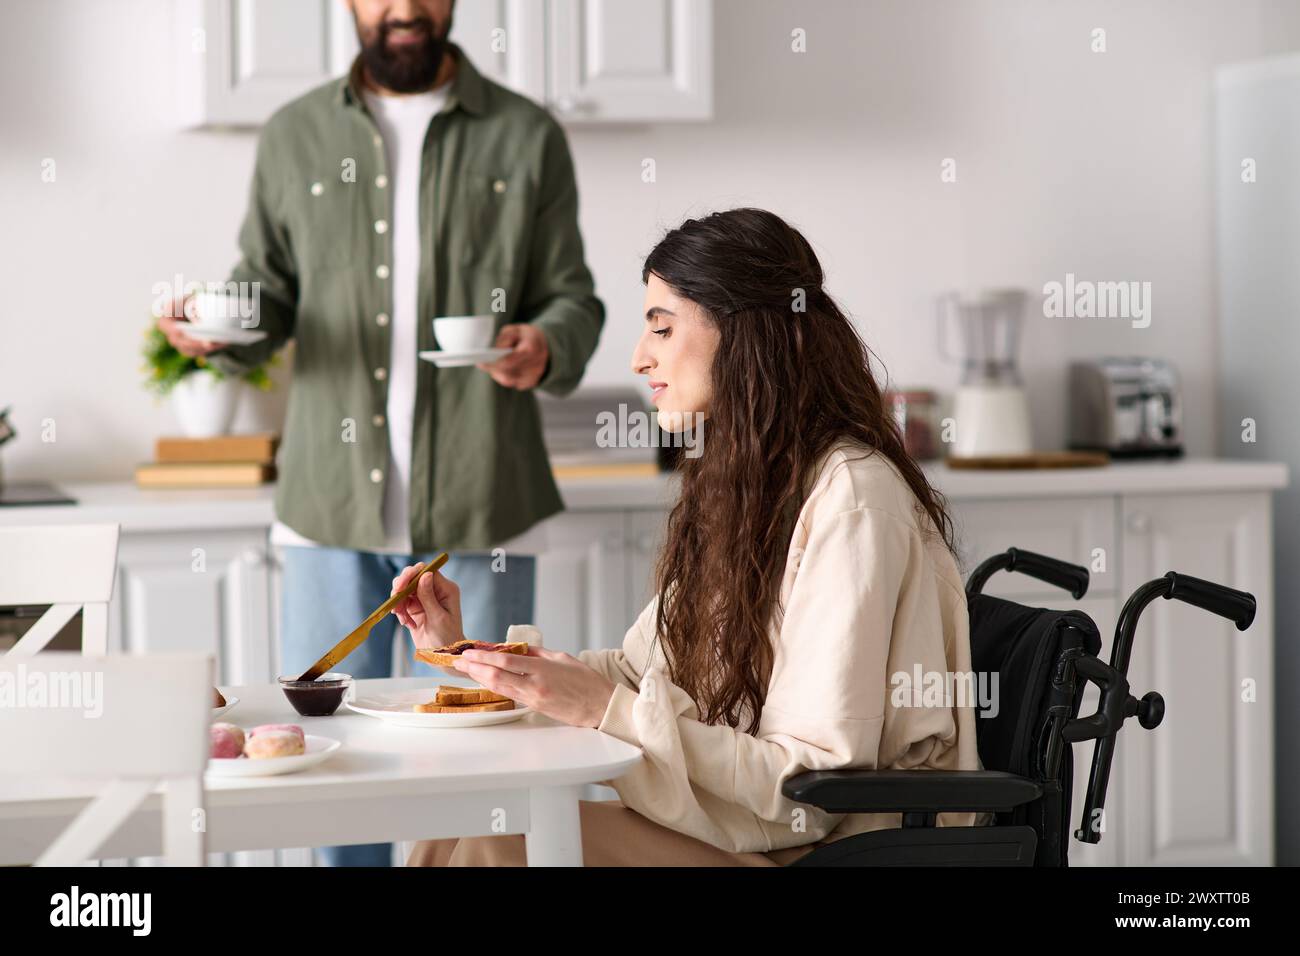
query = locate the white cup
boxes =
[190,291,257,330]
[433,315,495,352]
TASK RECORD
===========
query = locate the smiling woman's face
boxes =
[631,273,721,432]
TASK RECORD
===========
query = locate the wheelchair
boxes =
[782,547,1257,866]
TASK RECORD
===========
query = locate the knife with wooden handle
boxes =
[296,552,449,681]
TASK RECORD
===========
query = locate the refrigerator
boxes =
[1216,51,1300,865]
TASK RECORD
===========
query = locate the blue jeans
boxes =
[278,546,536,867]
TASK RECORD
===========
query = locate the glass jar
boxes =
[887,389,941,461]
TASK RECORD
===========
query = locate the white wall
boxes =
[5,0,1300,481]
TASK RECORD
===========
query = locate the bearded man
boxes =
[156,0,603,866]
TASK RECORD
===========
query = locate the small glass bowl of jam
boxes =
[278,672,353,717]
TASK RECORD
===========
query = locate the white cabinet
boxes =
[534,511,628,658]
[176,0,712,127]
[625,508,667,617]
[533,508,669,656]
[1117,492,1274,866]
[447,0,546,96]
[951,487,1275,866]
[951,496,1117,598]
[546,0,713,122]
[174,0,357,128]
[111,528,274,686]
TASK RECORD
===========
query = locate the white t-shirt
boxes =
[270,79,546,556]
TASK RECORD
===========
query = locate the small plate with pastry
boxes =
[212,687,239,719]
[347,682,530,728]
[206,722,341,777]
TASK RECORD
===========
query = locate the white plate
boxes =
[181,324,268,346]
[205,734,341,777]
[212,694,239,719]
[347,687,531,728]
[418,348,511,368]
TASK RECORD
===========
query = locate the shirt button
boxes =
[310,182,323,196]
[376,312,390,327]
[375,264,390,279]
[374,220,388,234]
[493,179,507,194]
[374,367,387,381]
[375,174,388,189]
[370,468,384,483]
[372,414,385,427]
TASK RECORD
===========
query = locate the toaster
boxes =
[1069,358,1183,458]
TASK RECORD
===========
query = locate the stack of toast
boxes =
[412,685,515,714]
[411,638,534,713]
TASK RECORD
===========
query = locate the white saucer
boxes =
[347,687,531,728]
[418,348,511,368]
[181,324,268,346]
[205,734,341,777]
[212,694,239,719]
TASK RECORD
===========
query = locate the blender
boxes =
[936,288,1033,457]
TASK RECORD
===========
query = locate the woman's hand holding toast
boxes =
[391,563,615,726]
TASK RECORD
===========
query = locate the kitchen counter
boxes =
[0,474,677,530]
[0,458,1285,530]
[923,456,1288,499]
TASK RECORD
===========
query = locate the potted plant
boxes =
[141,324,277,438]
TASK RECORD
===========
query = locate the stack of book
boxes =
[134,433,279,489]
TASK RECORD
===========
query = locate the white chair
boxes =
[0,651,213,865]
[0,523,120,655]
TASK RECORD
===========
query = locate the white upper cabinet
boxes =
[175,0,357,128]
[446,0,547,99]
[176,0,713,127]
[546,0,713,122]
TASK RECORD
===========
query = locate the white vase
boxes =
[170,373,242,438]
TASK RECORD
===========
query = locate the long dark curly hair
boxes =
[643,208,957,734]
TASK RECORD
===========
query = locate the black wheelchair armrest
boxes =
[782,769,1042,814]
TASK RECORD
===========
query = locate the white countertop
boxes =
[0,458,1286,531]
[925,456,1289,499]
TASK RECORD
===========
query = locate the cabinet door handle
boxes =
[1127,512,1151,534]
[551,96,596,115]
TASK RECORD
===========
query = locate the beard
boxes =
[356,14,451,93]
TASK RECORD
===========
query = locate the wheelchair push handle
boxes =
[1164,572,1256,631]
[1071,571,1257,846]
[966,547,1090,600]
[1011,549,1091,599]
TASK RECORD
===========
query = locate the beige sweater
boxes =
[578,444,983,854]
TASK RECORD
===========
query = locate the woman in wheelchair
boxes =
[396,208,983,866]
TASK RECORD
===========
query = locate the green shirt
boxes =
[209,48,604,552]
